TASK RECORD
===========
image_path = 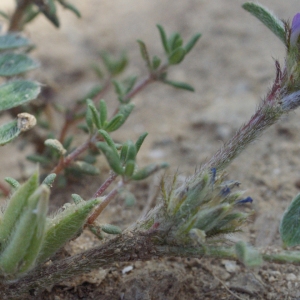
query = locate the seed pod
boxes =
[17,113,36,132]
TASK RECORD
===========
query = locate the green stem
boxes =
[262,250,300,265]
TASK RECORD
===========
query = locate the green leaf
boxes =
[37,198,101,264]
[104,114,124,132]
[124,192,136,207]
[135,132,148,153]
[57,0,81,18]
[26,154,50,164]
[23,4,40,25]
[131,162,169,181]
[0,185,49,275]
[156,24,170,54]
[184,33,202,54]
[35,0,60,28]
[115,103,135,127]
[44,139,66,156]
[77,123,89,133]
[193,204,230,232]
[280,193,300,247]
[152,55,161,70]
[0,53,39,76]
[91,64,104,79]
[168,47,186,65]
[235,241,263,267]
[42,173,57,187]
[85,102,94,133]
[124,76,137,94]
[17,185,49,274]
[69,161,100,176]
[168,32,183,51]
[112,80,125,97]
[100,51,128,76]
[163,79,195,92]
[120,142,129,164]
[5,177,20,189]
[0,120,20,146]
[125,140,136,162]
[63,135,73,150]
[71,194,84,204]
[137,40,151,70]
[97,142,123,175]
[87,99,101,129]
[0,171,39,247]
[99,99,108,128]
[101,224,122,235]
[124,160,136,177]
[242,2,285,44]
[98,129,118,155]
[0,80,40,111]
[0,34,32,51]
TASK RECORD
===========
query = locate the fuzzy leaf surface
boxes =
[0,120,20,146]
[0,34,32,50]
[37,198,101,264]
[0,80,40,111]
[280,193,300,247]
[242,2,285,44]
[0,53,39,77]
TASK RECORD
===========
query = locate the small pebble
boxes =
[122,265,133,275]
[222,260,238,273]
[287,273,297,281]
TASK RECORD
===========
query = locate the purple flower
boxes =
[291,13,300,46]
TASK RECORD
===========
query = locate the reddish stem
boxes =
[87,182,122,224]
[51,136,94,174]
[58,78,112,143]
[0,182,10,197]
[53,67,167,175]
[92,172,118,198]
[123,76,154,102]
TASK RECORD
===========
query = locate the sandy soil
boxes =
[2,0,300,299]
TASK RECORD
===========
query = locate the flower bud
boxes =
[291,13,300,46]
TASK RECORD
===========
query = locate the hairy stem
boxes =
[0,233,225,299]
[202,102,283,172]
[3,229,300,299]
[92,172,118,198]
